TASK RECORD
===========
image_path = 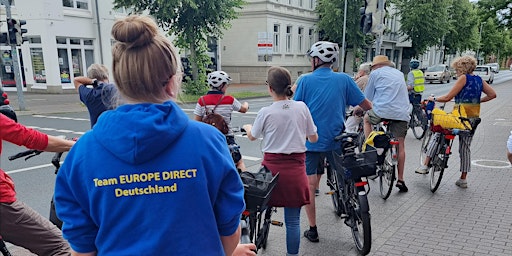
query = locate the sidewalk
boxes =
[5,83,267,116]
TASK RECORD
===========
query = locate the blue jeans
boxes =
[284,207,301,255]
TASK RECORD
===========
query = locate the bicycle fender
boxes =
[357,191,370,212]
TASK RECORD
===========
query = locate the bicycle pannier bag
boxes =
[201,96,229,134]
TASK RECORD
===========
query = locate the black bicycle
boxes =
[409,93,428,139]
[327,132,376,255]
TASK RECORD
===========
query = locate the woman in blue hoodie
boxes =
[54,15,245,256]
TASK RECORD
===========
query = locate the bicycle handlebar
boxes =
[8,149,43,161]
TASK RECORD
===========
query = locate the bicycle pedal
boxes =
[271,220,283,227]
[325,191,335,195]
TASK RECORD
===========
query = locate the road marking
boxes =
[6,163,55,175]
[242,155,261,161]
[472,159,511,168]
[33,115,89,121]
[26,126,85,135]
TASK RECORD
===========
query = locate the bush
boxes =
[181,76,208,95]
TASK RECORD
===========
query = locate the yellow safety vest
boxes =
[411,69,425,93]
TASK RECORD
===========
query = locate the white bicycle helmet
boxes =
[307,41,339,63]
[207,71,232,88]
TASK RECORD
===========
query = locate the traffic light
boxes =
[360,0,386,34]
[7,19,16,45]
[15,19,27,46]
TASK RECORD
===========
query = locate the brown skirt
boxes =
[262,152,310,208]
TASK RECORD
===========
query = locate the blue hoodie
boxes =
[54,101,245,255]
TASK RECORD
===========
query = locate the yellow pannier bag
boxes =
[431,107,470,130]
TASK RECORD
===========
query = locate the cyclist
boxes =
[294,41,372,242]
[417,55,496,188]
[243,66,318,255]
[54,15,245,255]
[74,63,118,128]
[194,70,250,171]
[354,62,372,92]
[363,55,410,192]
[406,58,425,111]
[0,108,74,256]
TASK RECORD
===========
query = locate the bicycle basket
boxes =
[332,150,378,179]
[240,166,279,212]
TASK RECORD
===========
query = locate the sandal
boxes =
[395,180,408,192]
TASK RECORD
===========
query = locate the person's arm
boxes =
[221,226,241,256]
[480,80,496,103]
[71,250,96,256]
[74,76,94,92]
[239,102,249,113]
[307,133,318,143]
[406,72,414,91]
[45,135,75,152]
[430,75,467,102]
[358,98,373,111]
[242,124,257,141]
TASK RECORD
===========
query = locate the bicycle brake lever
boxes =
[24,151,42,160]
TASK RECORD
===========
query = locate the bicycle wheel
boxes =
[410,106,427,139]
[419,129,432,166]
[378,148,395,200]
[327,166,344,216]
[348,187,372,255]
[430,144,446,193]
[258,208,272,250]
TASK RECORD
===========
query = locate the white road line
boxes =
[26,126,85,135]
[32,115,89,121]
[242,156,261,161]
[6,163,55,174]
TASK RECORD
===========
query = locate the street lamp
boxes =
[476,22,486,64]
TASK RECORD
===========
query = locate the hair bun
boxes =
[111,16,159,49]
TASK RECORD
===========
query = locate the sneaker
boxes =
[303,228,319,243]
[315,189,320,196]
[455,179,468,188]
[415,165,429,174]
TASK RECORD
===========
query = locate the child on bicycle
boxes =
[243,66,318,256]
[194,71,249,171]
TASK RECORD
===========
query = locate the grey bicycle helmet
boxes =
[410,59,420,69]
[207,71,232,88]
[0,105,17,122]
[307,41,339,63]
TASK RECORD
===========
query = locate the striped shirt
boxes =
[194,91,242,136]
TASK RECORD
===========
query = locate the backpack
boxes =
[201,96,229,134]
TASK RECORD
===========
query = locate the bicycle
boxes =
[419,104,481,192]
[409,93,428,140]
[235,127,282,252]
[328,132,376,255]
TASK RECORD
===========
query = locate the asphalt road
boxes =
[3,71,512,255]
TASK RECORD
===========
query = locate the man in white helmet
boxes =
[294,41,372,243]
[194,71,249,171]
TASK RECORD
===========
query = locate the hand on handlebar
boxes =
[232,243,256,256]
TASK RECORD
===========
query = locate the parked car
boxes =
[449,67,458,80]
[474,65,494,84]
[424,64,451,84]
[486,63,500,73]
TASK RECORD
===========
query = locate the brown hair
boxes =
[267,66,293,97]
[451,55,476,75]
[111,15,181,103]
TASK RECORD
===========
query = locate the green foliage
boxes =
[181,76,208,96]
[390,0,452,55]
[113,0,245,95]
[444,0,479,55]
[477,0,512,29]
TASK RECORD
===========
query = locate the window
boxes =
[56,38,94,84]
[62,0,89,10]
[31,48,46,83]
[299,0,303,7]
[298,27,304,52]
[286,26,292,53]
[308,28,315,49]
[310,0,314,9]
[273,25,280,53]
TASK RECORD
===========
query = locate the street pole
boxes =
[476,22,485,65]
[374,0,385,55]
[340,0,347,73]
[1,0,26,111]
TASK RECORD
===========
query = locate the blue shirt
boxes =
[365,66,410,122]
[294,67,365,151]
[79,82,117,128]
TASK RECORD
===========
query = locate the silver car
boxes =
[474,65,494,84]
[425,64,451,84]
[486,63,500,73]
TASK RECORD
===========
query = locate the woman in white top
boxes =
[243,66,318,256]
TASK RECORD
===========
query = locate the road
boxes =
[3,70,512,255]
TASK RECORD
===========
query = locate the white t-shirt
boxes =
[251,100,317,154]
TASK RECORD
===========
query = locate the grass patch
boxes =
[177,91,268,104]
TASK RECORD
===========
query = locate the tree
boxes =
[316,0,370,72]
[390,0,452,56]
[113,0,245,94]
[443,0,479,60]
[477,0,512,29]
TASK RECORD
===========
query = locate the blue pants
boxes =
[284,207,301,255]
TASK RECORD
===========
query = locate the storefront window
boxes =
[30,48,46,83]
[71,49,83,78]
[85,50,94,70]
[58,49,70,83]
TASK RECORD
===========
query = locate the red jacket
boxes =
[1,114,48,203]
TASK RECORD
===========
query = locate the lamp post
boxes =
[476,22,485,64]
[340,0,347,73]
